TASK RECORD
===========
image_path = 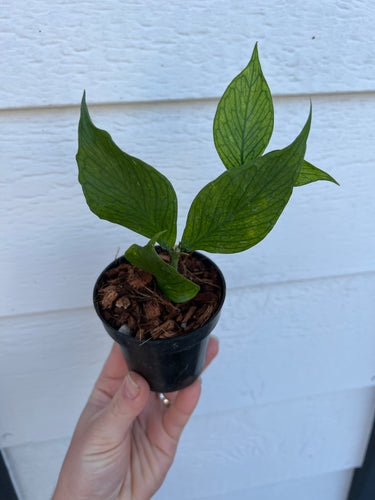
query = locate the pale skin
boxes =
[52,336,219,500]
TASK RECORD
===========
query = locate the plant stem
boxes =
[170,247,180,270]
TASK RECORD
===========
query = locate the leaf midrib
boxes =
[240,64,256,165]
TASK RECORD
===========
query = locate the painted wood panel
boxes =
[2,441,355,500]
[1,271,374,448]
[194,470,355,500]
[3,386,374,499]
[2,0,375,109]
[2,94,373,317]
[155,389,375,498]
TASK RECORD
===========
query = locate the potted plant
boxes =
[77,44,338,392]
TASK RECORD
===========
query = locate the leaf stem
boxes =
[170,246,181,270]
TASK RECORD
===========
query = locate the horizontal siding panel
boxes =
[0,271,374,447]
[1,0,375,109]
[2,94,374,316]
[155,389,375,498]
[163,470,355,500]
[3,439,70,500]
[5,387,374,497]
[2,441,354,500]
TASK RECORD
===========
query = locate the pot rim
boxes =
[93,250,226,346]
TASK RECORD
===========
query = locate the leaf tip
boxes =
[79,90,96,134]
[251,41,260,62]
[80,90,87,109]
[295,102,313,146]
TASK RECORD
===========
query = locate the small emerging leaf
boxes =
[181,109,311,253]
[295,160,339,187]
[77,93,177,248]
[125,237,200,303]
[213,43,274,170]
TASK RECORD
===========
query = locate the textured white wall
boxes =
[1,1,375,499]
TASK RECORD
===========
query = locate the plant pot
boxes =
[93,252,226,392]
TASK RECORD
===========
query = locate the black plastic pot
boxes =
[93,252,226,393]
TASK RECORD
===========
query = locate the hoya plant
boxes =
[77,44,337,303]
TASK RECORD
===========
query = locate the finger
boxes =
[203,334,219,371]
[99,342,128,383]
[94,371,150,441]
[162,377,202,442]
[89,343,129,406]
[164,335,219,402]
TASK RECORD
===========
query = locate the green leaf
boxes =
[76,92,177,248]
[295,160,339,187]
[181,109,311,253]
[213,43,274,170]
[125,236,200,303]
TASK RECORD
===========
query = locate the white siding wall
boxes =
[1,1,374,499]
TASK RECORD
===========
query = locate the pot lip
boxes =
[93,251,226,346]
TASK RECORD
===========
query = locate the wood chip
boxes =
[127,268,153,288]
[101,285,119,309]
[126,315,137,330]
[159,330,180,339]
[182,305,196,324]
[143,300,161,320]
[115,296,131,309]
[150,319,176,339]
[197,304,215,325]
[194,292,218,303]
[158,253,171,263]
[136,328,145,340]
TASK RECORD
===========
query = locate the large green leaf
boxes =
[77,93,177,248]
[125,236,200,303]
[295,160,339,187]
[213,43,274,170]
[181,109,311,253]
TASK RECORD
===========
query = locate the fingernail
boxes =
[124,372,140,400]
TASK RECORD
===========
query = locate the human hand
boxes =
[52,336,219,500]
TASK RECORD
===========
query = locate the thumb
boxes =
[95,371,150,441]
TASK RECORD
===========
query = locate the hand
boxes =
[53,336,219,500]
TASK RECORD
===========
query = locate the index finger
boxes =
[92,343,129,402]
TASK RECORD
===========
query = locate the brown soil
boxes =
[96,250,223,340]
